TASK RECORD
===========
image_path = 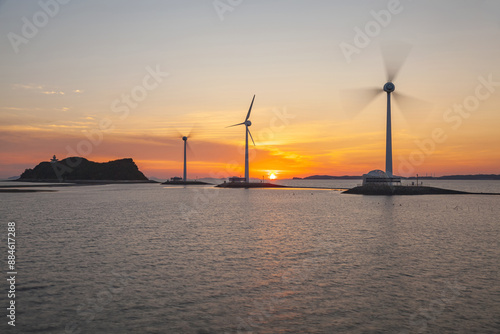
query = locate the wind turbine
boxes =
[227,95,256,183]
[177,130,194,182]
[182,136,188,182]
[345,42,426,177]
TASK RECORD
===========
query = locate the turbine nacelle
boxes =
[245,120,252,127]
[182,136,188,141]
[383,82,395,93]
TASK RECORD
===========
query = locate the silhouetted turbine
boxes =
[176,128,195,182]
[227,95,256,183]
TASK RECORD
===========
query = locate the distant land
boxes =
[295,174,500,180]
[296,175,362,180]
[407,174,500,180]
[18,157,149,182]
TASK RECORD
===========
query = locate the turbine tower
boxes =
[178,129,194,182]
[182,136,188,182]
[384,82,395,176]
[227,95,256,183]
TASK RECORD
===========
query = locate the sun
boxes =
[269,173,277,180]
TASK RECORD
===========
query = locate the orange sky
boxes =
[1,1,499,179]
[1,102,499,179]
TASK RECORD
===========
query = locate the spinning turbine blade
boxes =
[176,123,199,139]
[245,95,255,121]
[393,91,433,122]
[186,141,194,155]
[174,129,184,139]
[186,123,200,139]
[342,87,383,117]
[247,128,255,146]
[381,41,412,82]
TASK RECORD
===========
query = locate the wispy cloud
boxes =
[11,83,83,96]
[42,90,65,95]
[2,107,43,111]
[1,106,71,113]
[12,83,43,90]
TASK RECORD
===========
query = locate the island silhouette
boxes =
[18,157,150,183]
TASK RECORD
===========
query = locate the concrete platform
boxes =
[343,185,500,196]
[162,181,212,185]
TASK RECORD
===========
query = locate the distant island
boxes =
[407,174,500,180]
[296,174,500,180]
[301,175,362,180]
[18,157,150,182]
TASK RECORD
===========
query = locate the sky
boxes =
[0,0,499,179]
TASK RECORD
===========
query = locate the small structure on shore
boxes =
[362,169,401,187]
[162,176,211,185]
[228,176,246,183]
[346,171,496,195]
[216,175,285,188]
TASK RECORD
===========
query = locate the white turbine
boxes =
[227,95,256,183]
[343,42,427,177]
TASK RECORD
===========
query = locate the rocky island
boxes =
[18,157,151,183]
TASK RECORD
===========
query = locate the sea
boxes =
[0,179,499,333]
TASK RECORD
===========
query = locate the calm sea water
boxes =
[1,180,499,333]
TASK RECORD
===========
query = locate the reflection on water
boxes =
[0,181,499,333]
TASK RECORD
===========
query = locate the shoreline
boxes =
[5,179,159,184]
[2,180,499,195]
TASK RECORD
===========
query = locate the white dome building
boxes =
[362,169,401,187]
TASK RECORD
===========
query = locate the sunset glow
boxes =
[1,2,499,179]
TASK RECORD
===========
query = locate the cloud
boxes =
[12,83,43,90]
[2,107,41,111]
[11,83,83,96]
[42,91,65,95]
